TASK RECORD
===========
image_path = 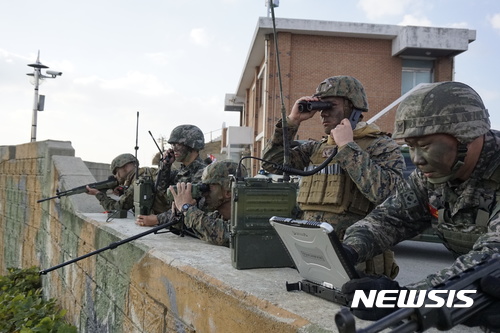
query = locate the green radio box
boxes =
[133,176,155,216]
[230,178,298,269]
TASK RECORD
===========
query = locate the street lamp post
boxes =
[26,51,62,142]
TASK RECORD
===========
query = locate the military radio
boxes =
[230,168,298,269]
[134,173,155,215]
[229,3,356,271]
[132,111,156,216]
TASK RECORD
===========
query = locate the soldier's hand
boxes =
[331,118,354,148]
[463,275,500,331]
[86,185,100,196]
[341,275,406,321]
[288,96,319,125]
[113,186,125,196]
[136,214,159,227]
[162,149,175,165]
[169,182,196,212]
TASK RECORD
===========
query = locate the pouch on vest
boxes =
[307,173,327,204]
[324,174,345,205]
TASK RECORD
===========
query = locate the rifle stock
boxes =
[335,255,500,333]
[37,176,118,203]
[39,214,184,275]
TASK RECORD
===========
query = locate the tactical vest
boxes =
[435,165,500,255]
[297,136,378,216]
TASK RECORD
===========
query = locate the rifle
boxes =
[335,255,500,333]
[39,213,184,275]
[37,176,119,203]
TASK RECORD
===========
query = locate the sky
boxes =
[1,0,499,167]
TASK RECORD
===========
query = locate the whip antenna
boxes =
[135,111,140,180]
[269,0,291,182]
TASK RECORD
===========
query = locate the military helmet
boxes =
[314,75,369,111]
[110,153,138,175]
[168,124,205,151]
[393,81,490,144]
[202,160,247,190]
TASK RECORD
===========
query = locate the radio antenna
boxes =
[135,111,140,180]
[269,0,290,182]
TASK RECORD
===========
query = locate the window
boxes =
[401,59,433,95]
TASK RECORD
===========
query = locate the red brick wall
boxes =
[242,31,455,158]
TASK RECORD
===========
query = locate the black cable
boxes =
[236,150,337,179]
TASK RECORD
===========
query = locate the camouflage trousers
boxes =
[301,210,399,279]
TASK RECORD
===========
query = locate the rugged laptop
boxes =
[269,216,359,305]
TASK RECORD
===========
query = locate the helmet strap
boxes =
[427,143,468,184]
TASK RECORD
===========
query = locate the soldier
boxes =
[139,160,246,246]
[262,75,405,278]
[86,153,166,214]
[136,124,207,226]
[341,81,500,330]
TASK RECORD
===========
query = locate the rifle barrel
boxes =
[37,177,118,203]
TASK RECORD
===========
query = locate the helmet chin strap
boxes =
[427,143,468,184]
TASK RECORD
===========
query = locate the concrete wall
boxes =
[0,140,369,332]
[85,161,112,182]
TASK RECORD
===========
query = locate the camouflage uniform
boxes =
[96,166,165,214]
[156,157,206,192]
[343,82,500,289]
[155,125,208,224]
[262,76,405,278]
[156,124,206,192]
[155,159,207,225]
[180,160,247,246]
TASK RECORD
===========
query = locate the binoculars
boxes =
[297,101,333,113]
[166,183,210,201]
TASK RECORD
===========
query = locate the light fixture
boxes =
[26,51,63,142]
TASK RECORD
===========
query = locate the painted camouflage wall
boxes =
[0,140,341,333]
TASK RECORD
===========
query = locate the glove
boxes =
[463,275,500,332]
[341,275,406,321]
[342,244,359,264]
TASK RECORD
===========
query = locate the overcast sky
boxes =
[1,0,499,167]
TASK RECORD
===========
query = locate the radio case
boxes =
[230,178,298,269]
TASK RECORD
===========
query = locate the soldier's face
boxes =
[318,97,345,134]
[115,162,135,184]
[405,134,458,179]
[171,143,189,162]
[205,184,226,210]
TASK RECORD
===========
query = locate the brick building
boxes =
[224,17,475,175]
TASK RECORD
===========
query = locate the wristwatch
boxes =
[181,203,193,213]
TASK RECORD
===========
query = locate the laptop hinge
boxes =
[286,280,349,305]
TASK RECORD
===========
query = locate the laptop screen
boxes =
[269,216,358,290]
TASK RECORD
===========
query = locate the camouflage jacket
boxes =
[95,167,166,213]
[344,129,500,289]
[155,205,228,246]
[155,157,208,223]
[183,206,230,247]
[156,156,206,191]
[262,119,405,206]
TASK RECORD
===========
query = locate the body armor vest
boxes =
[297,136,378,216]
[436,165,500,255]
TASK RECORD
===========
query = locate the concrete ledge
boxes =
[45,211,371,332]
[2,140,374,332]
